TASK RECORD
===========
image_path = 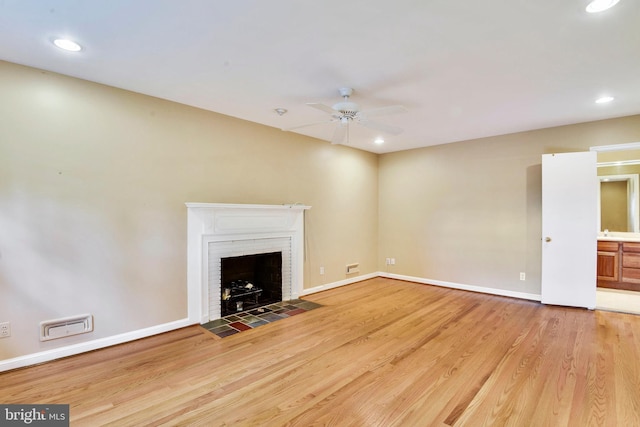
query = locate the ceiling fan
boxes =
[285,87,407,145]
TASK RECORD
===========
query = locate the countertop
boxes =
[598,235,640,242]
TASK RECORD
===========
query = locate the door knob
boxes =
[545,237,552,242]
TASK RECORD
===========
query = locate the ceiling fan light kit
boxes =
[285,87,407,145]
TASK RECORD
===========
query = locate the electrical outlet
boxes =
[386,258,391,265]
[390,258,396,265]
[320,266,325,275]
[0,322,10,338]
[520,272,526,281]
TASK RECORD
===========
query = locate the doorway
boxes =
[592,142,640,315]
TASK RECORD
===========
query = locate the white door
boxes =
[541,152,597,308]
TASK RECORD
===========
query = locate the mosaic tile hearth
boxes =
[201,299,322,338]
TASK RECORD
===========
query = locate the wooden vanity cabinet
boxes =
[597,240,640,291]
[621,242,640,284]
[597,241,619,282]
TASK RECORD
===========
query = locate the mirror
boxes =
[597,148,640,234]
[598,174,639,232]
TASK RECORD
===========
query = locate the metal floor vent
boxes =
[40,314,93,341]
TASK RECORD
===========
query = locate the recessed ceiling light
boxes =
[374,137,385,145]
[595,96,614,104]
[586,0,620,13]
[53,38,82,52]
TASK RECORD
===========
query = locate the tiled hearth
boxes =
[202,299,322,338]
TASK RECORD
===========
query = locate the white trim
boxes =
[0,318,193,373]
[597,160,640,168]
[378,272,542,301]
[299,272,379,296]
[590,142,640,152]
[300,272,541,302]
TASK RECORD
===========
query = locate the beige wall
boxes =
[378,115,640,294]
[0,61,378,360]
[3,58,640,364]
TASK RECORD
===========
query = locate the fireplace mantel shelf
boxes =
[185,203,311,211]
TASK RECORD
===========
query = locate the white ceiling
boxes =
[1,1,639,153]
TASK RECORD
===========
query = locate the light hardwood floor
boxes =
[2,277,640,426]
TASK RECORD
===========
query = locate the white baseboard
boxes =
[379,272,542,301]
[300,272,379,296]
[0,318,194,373]
[2,274,540,372]
[300,272,541,302]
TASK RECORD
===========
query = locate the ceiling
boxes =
[1,1,639,154]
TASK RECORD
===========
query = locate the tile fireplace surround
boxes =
[186,203,311,323]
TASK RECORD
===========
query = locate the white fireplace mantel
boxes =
[186,203,311,323]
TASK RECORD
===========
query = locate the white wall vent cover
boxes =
[39,314,93,341]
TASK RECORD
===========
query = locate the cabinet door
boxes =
[622,252,640,284]
[597,251,619,281]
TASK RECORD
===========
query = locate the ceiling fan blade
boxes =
[331,122,348,145]
[359,105,407,118]
[307,103,339,115]
[358,119,403,135]
[283,119,335,131]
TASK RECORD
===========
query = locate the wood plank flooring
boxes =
[2,277,640,426]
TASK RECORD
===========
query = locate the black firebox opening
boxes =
[221,251,282,317]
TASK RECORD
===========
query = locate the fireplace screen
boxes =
[221,252,283,316]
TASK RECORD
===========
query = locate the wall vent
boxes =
[40,314,93,341]
[346,263,360,274]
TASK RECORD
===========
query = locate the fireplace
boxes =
[186,203,310,323]
[221,251,283,316]
[207,236,292,320]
